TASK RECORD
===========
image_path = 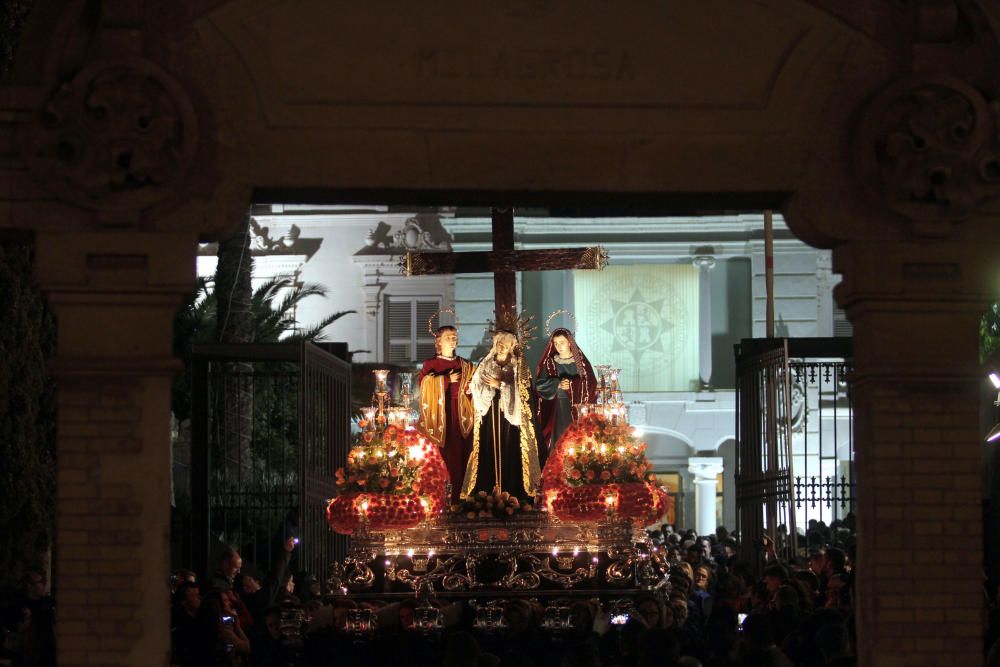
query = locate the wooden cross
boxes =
[401,207,606,314]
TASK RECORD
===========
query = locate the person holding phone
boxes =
[238,536,298,627]
[217,591,250,666]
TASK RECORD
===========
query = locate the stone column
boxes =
[687,457,724,536]
[834,240,986,667]
[692,253,716,391]
[35,230,196,667]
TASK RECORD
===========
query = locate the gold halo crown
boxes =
[487,307,537,350]
[427,307,459,336]
[545,309,579,338]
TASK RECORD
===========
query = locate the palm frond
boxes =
[286,310,357,342]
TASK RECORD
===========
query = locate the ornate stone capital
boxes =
[20,58,199,225]
[854,75,1000,232]
[687,456,724,482]
[359,216,453,254]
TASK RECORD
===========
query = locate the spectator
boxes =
[762,564,789,595]
[171,582,212,667]
[636,628,680,667]
[249,607,295,667]
[214,548,243,588]
[239,537,297,624]
[738,612,793,667]
[3,568,54,667]
[293,573,322,606]
[634,595,668,630]
[816,623,856,667]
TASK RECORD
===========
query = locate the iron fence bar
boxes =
[191,355,210,579]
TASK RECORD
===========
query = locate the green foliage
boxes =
[172,275,356,420]
[0,240,56,589]
[982,303,1000,362]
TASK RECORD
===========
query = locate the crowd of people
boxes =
[161,522,861,667]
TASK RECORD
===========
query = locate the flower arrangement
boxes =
[327,424,450,534]
[452,487,535,520]
[560,413,656,487]
[335,424,425,494]
[539,412,671,525]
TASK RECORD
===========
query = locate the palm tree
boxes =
[249,276,356,342]
[172,275,356,420]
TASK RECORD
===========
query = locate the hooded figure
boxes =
[535,327,597,451]
[461,330,543,502]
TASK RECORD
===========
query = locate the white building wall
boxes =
[212,207,844,531]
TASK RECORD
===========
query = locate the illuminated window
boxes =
[384,296,441,364]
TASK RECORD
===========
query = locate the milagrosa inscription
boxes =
[411,48,635,82]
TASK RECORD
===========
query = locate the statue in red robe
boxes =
[535,327,597,452]
[417,326,475,501]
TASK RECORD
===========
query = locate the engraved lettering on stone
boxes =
[412,48,634,82]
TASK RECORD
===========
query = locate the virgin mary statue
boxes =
[536,327,597,452]
[460,329,543,502]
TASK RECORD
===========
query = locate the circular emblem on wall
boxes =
[20,58,199,222]
[612,300,664,351]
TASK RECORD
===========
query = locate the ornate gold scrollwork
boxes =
[344,559,375,590]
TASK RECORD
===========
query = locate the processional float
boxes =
[324,364,672,631]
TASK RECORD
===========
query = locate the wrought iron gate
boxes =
[735,339,797,567]
[788,354,855,540]
[735,338,854,569]
[190,342,350,580]
[299,343,351,578]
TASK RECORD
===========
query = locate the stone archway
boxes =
[5,2,1000,665]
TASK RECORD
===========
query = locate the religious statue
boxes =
[460,328,543,502]
[535,320,597,452]
[417,317,475,502]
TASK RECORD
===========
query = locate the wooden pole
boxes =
[764,209,775,338]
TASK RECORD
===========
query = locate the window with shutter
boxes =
[384,296,443,363]
[415,300,439,359]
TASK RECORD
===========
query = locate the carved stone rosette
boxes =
[20,58,199,222]
[855,75,1000,227]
